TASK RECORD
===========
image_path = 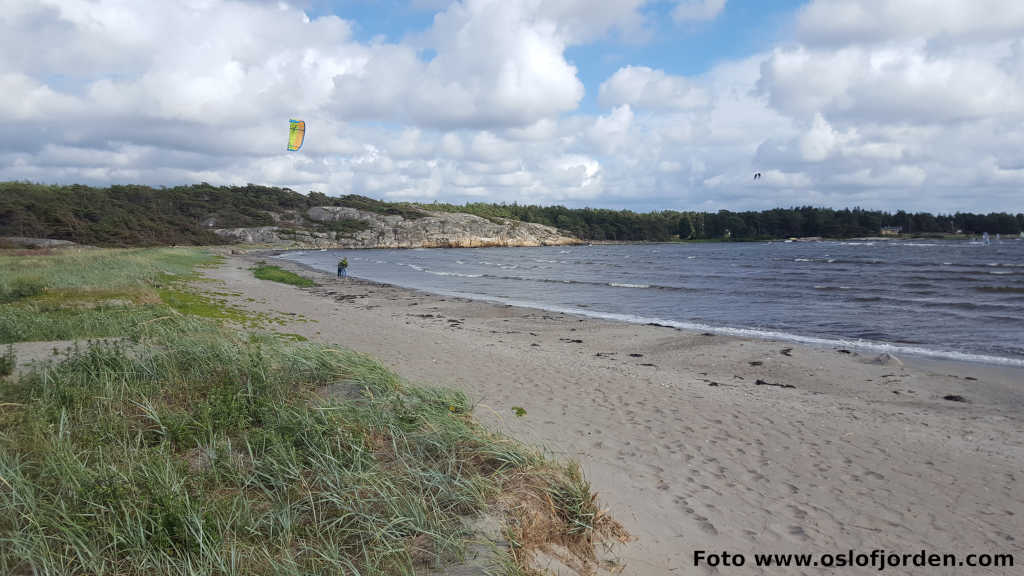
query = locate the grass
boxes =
[0,277,46,303]
[0,248,232,344]
[251,265,316,288]
[0,247,624,574]
[0,345,13,377]
[0,247,213,291]
[158,288,260,325]
[1,332,493,574]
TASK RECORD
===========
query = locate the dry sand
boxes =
[202,253,1023,574]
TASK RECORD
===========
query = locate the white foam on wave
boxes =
[609,282,650,289]
[425,270,482,278]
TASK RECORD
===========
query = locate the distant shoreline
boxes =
[5,182,1021,248]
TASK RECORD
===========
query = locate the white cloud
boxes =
[588,105,634,154]
[672,0,726,23]
[439,133,465,158]
[532,0,651,43]
[834,165,927,188]
[468,132,518,163]
[4,0,596,131]
[0,74,82,120]
[797,0,1024,45]
[739,1,1024,211]
[598,66,710,111]
[798,114,847,162]
[1,0,1023,213]
[758,42,1024,124]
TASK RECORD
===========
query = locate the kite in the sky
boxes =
[753,172,762,180]
[287,119,306,151]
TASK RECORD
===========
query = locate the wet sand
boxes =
[202,252,1024,574]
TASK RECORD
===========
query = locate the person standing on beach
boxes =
[337,257,348,278]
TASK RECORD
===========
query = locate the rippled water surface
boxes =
[280,239,1024,365]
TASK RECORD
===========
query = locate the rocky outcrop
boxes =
[213,206,579,249]
[0,237,77,248]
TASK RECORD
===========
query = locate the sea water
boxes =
[280,240,1024,366]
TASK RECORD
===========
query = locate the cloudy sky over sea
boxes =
[3,0,1023,212]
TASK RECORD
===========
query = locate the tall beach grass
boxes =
[0,246,624,574]
[0,248,247,344]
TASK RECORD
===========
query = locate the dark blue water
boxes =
[280,239,1024,366]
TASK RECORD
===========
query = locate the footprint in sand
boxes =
[788,525,810,541]
[694,515,719,535]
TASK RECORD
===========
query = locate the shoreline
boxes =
[272,249,1024,369]
[209,250,1024,574]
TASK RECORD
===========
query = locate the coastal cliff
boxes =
[213,206,580,249]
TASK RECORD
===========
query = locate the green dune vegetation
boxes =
[250,263,317,287]
[0,246,624,575]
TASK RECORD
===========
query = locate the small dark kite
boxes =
[753,172,762,180]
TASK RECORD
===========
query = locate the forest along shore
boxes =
[209,252,1024,575]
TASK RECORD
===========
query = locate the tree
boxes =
[677,216,692,239]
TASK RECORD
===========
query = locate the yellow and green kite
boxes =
[287,119,305,151]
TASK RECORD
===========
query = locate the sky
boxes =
[2,0,1023,213]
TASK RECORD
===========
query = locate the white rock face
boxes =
[0,236,77,248]
[213,206,579,249]
[211,227,288,244]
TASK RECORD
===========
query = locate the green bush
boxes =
[0,278,45,303]
[251,265,315,287]
[0,345,13,376]
[316,218,371,236]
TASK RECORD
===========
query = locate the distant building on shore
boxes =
[880,226,902,236]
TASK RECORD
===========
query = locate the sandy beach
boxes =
[202,252,1023,574]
